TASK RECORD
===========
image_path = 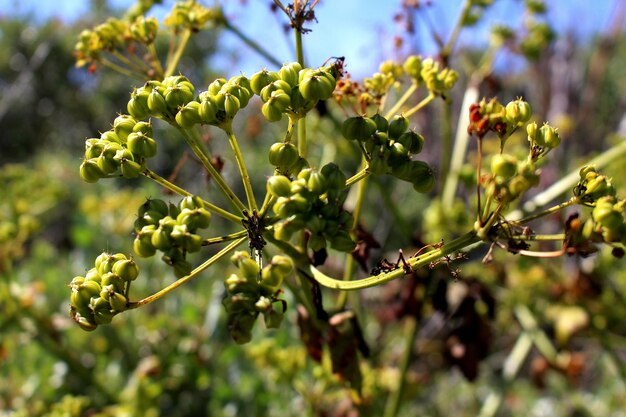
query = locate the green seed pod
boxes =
[121,159,143,178]
[101,272,125,293]
[108,291,128,312]
[112,258,139,282]
[387,142,410,168]
[410,161,435,193]
[270,255,293,276]
[238,257,261,282]
[320,163,346,190]
[267,175,293,197]
[505,99,532,125]
[268,142,299,171]
[72,280,102,308]
[127,132,157,158]
[134,234,156,258]
[539,124,560,148]
[289,157,310,176]
[80,159,104,183]
[255,296,272,311]
[93,309,115,326]
[173,259,192,278]
[96,155,119,175]
[526,122,540,146]
[177,208,212,230]
[164,85,193,111]
[100,130,122,144]
[113,115,137,143]
[307,171,328,196]
[279,62,303,87]
[84,138,104,159]
[147,88,168,115]
[223,83,251,108]
[208,78,227,96]
[491,153,518,179]
[369,151,389,176]
[388,115,410,139]
[84,268,101,283]
[127,94,150,120]
[341,116,377,141]
[260,80,292,102]
[227,312,258,344]
[262,100,284,122]
[224,273,258,295]
[73,313,98,331]
[175,101,202,129]
[180,195,204,210]
[261,266,283,292]
[397,130,424,154]
[198,99,217,124]
[151,226,172,250]
[329,232,356,252]
[371,113,389,132]
[263,309,284,329]
[299,73,335,101]
[250,69,279,95]
[113,148,135,164]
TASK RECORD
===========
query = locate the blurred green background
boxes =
[1,1,626,416]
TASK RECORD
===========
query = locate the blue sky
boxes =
[0,0,621,77]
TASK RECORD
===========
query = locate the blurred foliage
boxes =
[1,1,626,417]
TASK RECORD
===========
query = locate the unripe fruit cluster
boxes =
[133,195,212,278]
[591,196,626,244]
[163,1,221,31]
[223,251,294,344]
[251,62,337,122]
[402,55,459,94]
[79,115,154,183]
[526,122,561,150]
[176,74,253,129]
[69,252,139,331]
[485,156,540,204]
[75,18,129,67]
[575,165,616,203]
[267,141,309,176]
[128,75,195,121]
[468,97,532,139]
[267,163,356,253]
[342,114,434,193]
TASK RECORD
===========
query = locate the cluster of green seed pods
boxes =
[133,196,212,278]
[267,163,355,253]
[128,75,196,121]
[69,252,139,331]
[251,62,337,122]
[342,114,434,193]
[79,115,155,183]
[223,251,293,344]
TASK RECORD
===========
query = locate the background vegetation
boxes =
[1,1,626,416]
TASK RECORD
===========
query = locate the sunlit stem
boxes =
[164,28,191,78]
[148,43,164,78]
[177,126,247,214]
[130,237,246,307]
[112,50,149,75]
[100,57,141,79]
[384,83,418,119]
[223,127,258,212]
[403,92,436,118]
[345,166,371,187]
[223,20,282,67]
[141,168,242,224]
[203,230,249,245]
[310,231,481,290]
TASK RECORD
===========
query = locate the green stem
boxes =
[142,168,242,224]
[384,83,418,119]
[337,170,369,309]
[439,100,454,186]
[310,231,480,290]
[148,43,164,79]
[165,29,191,78]
[177,127,247,214]
[511,233,565,241]
[203,230,248,245]
[516,198,578,225]
[225,128,258,212]
[441,0,473,61]
[297,118,307,158]
[223,21,282,68]
[383,317,418,417]
[112,50,150,75]
[100,57,142,79]
[294,23,304,66]
[130,237,246,307]
[345,166,371,187]
[403,93,436,118]
[441,82,479,207]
